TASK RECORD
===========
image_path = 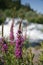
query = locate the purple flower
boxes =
[3,44,8,50]
[2,43,8,53]
[15,30,24,59]
[1,39,8,53]
[10,32,14,41]
[10,21,14,45]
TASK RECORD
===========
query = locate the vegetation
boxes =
[0,0,43,25]
[0,39,43,65]
[0,1,43,65]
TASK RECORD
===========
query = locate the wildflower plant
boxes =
[0,37,8,54]
[10,18,14,45]
[15,21,24,59]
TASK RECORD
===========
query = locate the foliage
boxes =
[0,0,43,24]
[4,8,17,18]
[39,51,43,65]
[40,42,43,49]
[0,10,6,25]
[0,0,21,9]
[1,43,34,65]
[0,40,43,65]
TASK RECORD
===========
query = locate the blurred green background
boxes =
[0,0,43,25]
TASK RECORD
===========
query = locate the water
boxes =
[0,18,43,43]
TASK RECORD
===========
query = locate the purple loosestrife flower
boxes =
[10,19,14,45]
[2,44,8,53]
[1,38,8,53]
[15,30,24,59]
